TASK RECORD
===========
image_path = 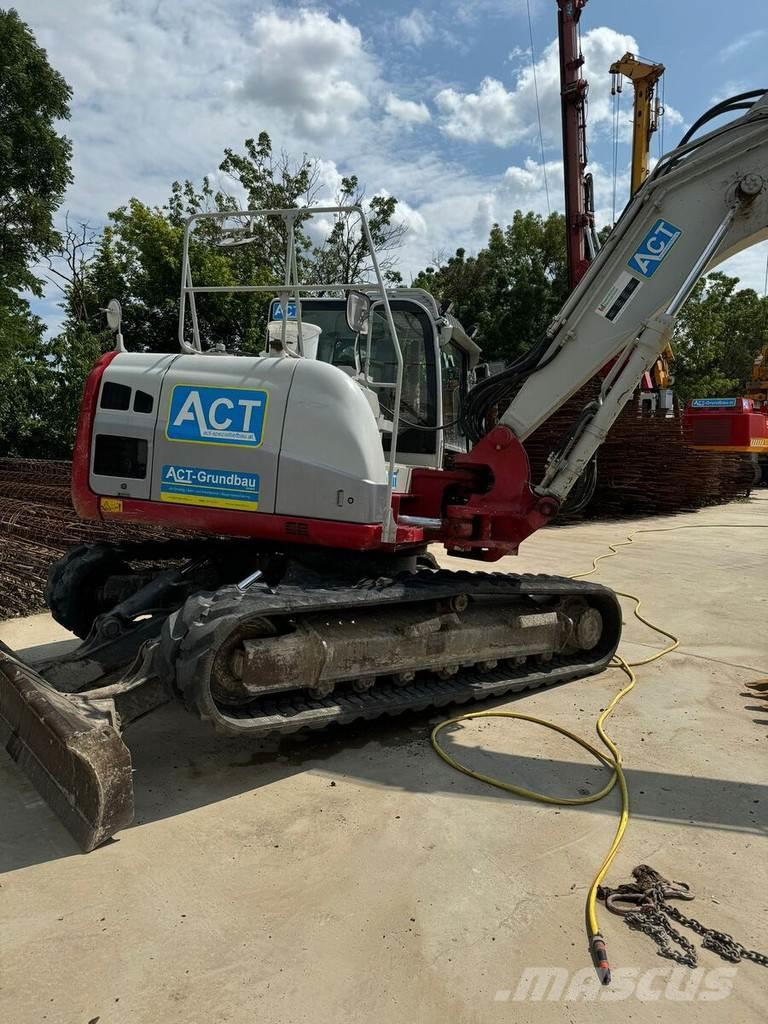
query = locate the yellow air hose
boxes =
[431,522,768,983]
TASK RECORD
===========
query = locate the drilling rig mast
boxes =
[556,0,597,290]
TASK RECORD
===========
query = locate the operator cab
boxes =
[264,290,481,476]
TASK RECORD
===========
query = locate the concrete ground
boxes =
[1,495,767,1023]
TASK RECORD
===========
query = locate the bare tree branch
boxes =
[44,214,99,322]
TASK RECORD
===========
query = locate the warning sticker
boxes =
[160,464,260,511]
[595,271,642,323]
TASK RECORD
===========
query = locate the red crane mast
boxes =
[556,0,594,290]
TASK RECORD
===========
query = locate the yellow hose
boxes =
[431,522,768,980]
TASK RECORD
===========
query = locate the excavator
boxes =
[2,89,768,853]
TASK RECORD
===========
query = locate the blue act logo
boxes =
[628,219,682,278]
[167,385,268,446]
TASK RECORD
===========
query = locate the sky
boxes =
[14,0,768,332]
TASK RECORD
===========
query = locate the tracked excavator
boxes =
[2,91,768,851]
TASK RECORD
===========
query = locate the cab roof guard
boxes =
[179,204,403,543]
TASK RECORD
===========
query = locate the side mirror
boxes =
[102,298,126,353]
[346,289,371,335]
[104,298,122,333]
[474,362,491,383]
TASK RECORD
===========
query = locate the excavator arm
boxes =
[511,90,768,501]
[405,90,768,558]
[505,91,768,483]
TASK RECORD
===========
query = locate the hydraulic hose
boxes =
[431,522,768,984]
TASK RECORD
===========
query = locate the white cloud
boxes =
[506,45,531,64]
[384,93,431,125]
[11,1,388,225]
[436,77,522,146]
[383,149,635,282]
[239,9,375,139]
[719,30,766,63]
[312,158,346,199]
[384,195,429,239]
[710,79,750,104]
[717,242,768,294]
[10,0,760,324]
[504,156,564,195]
[397,8,430,47]
[450,0,526,21]
[470,194,496,240]
[436,26,682,148]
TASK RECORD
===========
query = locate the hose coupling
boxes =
[590,933,611,985]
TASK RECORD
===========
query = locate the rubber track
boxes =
[163,569,622,738]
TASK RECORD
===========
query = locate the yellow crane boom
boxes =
[610,53,671,390]
[610,53,665,195]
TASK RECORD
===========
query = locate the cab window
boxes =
[441,342,468,451]
[300,299,438,455]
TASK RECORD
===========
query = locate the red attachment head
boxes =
[402,427,559,560]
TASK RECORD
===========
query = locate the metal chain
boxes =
[625,907,698,967]
[665,904,768,967]
[598,864,768,969]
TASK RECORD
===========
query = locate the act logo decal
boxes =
[690,398,737,408]
[166,385,268,446]
[628,219,682,278]
[160,464,260,511]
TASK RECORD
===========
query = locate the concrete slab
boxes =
[1,496,767,1023]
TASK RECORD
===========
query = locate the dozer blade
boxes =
[0,644,134,852]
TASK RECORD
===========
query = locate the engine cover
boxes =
[86,352,390,525]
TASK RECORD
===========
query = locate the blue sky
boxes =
[15,0,768,332]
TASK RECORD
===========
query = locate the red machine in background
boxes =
[684,397,768,453]
[684,343,768,480]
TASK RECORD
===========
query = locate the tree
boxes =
[413,211,568,362]
[0,9,72,308]
[217,132,317,279]
[0,9,72,456]
[60,134,407,355]
[672,272,768,403]
[310,176,406,285]
[37,133,407,454]
[50,138,317,371]
[0,305,60,456]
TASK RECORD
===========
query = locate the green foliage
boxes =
[0,9,72,456]
[218,132,315,278]
[672,272,768,403]
[414,220,768,408]
[0,9,72,304]
[83,190,266,355]
[0,307,59,456]
[62,133,406,360]
[7,132,407,456]
[413,211,569,362]
[7,31,765,466]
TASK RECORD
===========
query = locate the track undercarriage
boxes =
[0,541,621,851]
